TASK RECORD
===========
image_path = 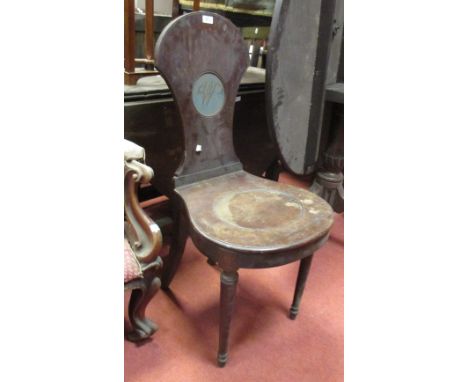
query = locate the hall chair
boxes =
[124,139,163,341]
[153,12,334,366]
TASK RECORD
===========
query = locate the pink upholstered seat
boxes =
[124,239,143,283]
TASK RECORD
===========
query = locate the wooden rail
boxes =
[124,0,159,85]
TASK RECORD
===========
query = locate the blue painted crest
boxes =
[192,73,225,117]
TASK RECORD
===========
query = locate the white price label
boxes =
[202,15,213,24]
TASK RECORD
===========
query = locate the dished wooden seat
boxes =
[178,170,333,258]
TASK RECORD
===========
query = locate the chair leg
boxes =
[126,264,162,342]
[217,270,239,367]
[161,206,189,290]
[289,254,314,320]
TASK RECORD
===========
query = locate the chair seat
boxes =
[176,171,334,253]
[124,239,143,283]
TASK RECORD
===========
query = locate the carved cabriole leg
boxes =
[126,260,162,342]
[217,270,239,367]
[289,255,314,320]
[127,285,150,341]
[161,201,189,290]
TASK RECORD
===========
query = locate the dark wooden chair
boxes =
[153,11,334,366]
[124,139,163,341]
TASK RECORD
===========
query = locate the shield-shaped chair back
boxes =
[154,12,249,187]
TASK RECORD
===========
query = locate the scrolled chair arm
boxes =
[124,140,162,265]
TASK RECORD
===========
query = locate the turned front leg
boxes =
[217,270,239,367]
[289,255,314,319]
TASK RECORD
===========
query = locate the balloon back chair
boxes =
[153,12,334,366]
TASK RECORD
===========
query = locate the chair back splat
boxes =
[154,12,249,187]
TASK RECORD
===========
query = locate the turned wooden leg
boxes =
[289,255,314,320]
[126,259,162,342]
[161,206,189,290]
[217,270,239,367]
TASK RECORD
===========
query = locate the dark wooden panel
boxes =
[233,90,276,176]
[125,97,183,195]
[326,0,344,85]
[266,0,336,175]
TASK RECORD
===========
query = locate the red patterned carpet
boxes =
[125,173,344,382]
